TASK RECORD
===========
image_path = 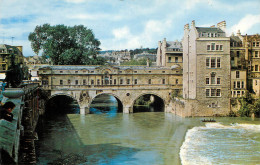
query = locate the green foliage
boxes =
[5,55,23,87]
[121,58,151,66]
[252,99,260,117]
[134,95,151,106]
[28,24,104,65]
[237,98,251,117]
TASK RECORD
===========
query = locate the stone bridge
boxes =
[39,65,183,114]
[0,83,46,164]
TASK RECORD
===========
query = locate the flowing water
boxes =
[35,95,260,165]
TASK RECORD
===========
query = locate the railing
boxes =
[41,84,183,90]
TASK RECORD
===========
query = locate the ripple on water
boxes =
[180,123,260,165]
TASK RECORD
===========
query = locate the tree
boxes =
[5,54,23,87]
[28,24,104,65]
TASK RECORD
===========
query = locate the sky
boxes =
[0,0,260,56]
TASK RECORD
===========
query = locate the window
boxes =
[211,58,216,68]
[237,81,240,88]
[60,80,63,85]
[176,79,179,84]
[233,81,236,88]
[211,89,216,96]
[75,71,78,73]
[206,58,210,67]
[162,79,165,84]
[83,79,86,85]
[211,43,215,50]
[134,71,137,73]
[120,79,123,84]
[255,65,258,71]
[206,78,209,84]
[217,78,221,84]
[242,91,244,95]
[127,79,130,84]
[237,91,241,97]
[216,45,219,50]
[216,89,221,96]
[255,51,259,58]
[175,57,178,62]
[206,57,219,68]
[256,80,258,85]
[206,89,210,97]
[68,79,71,85]
[253,42,256,47]
[75,80,78,85]
[148,79,151,84]
[91,80,94,85]
[91,71,94,73]
[60,71,63,73]
[168,57,171,62]
[134,79,137,84]
[220,45,223,50]
[257,42,260,47]
[162,71,165,73]
[236,71,240,78]
[114,79,117,85]
[97,79,100,85]
[217,57,221,68]
[207,45,210,50]
[237,51,240,57]
[211,74,216,84]
[149,71,151,73]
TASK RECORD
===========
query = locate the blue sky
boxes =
[0,0,260,56]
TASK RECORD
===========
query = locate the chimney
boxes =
[184,23,189,30]
[217,21,226,32]
[237,30,241,36]
[191,20,195,28]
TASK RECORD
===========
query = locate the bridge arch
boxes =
[131,92,166,113]
[45,93,80,115]
[88,93,123,113]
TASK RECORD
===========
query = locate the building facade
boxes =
[157,38,183,68]
[182,20,231,116]
[0,44,24,81]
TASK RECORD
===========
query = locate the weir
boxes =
[0,83,46,164]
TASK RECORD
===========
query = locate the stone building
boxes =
[244,34,260,97]
[156,38,183,68]
[0,44,24,81]
[230,31,247,98]
[230,32,260,98]
[182,20,231,116]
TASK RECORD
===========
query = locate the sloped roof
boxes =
[166,41,182,49]
[196,27,225,33]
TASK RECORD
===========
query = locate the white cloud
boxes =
[230,14,260,34]
[112,27,131,40]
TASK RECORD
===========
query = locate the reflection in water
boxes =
[90,95,121,115]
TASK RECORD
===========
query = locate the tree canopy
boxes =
[28,24,105,65]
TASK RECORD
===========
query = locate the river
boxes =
[35,95,260,165]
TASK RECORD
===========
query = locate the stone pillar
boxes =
[80,106,90,115]
[123,106,132,113]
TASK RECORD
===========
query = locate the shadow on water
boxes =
[36,115,141,165]
[36,94,140,164]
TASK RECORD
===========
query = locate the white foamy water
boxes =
[180,123,260,165]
